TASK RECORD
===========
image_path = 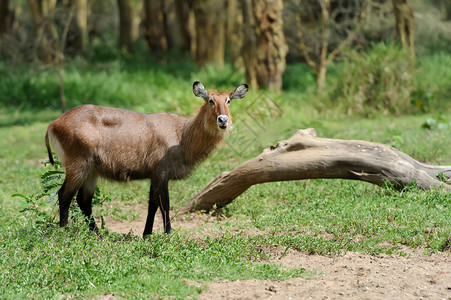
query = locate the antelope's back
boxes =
[47,105,187,177]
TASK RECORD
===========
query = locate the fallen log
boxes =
[181,128,451,213]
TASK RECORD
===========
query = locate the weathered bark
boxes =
[117,0,134,53]
[240,0,288,92]
[143,0,168,54]
[193,0,226,67]
[392,0,415,60]
[181,128,451,213]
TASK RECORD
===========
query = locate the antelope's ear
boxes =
[193,81,209,100]
[230,84,249,100]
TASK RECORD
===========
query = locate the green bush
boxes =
[333,43,415,117]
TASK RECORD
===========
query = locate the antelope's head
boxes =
[193,81,248,132]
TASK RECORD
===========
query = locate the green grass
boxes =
[0,49,450,298]
[0,224,308,298]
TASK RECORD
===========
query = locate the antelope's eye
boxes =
[209,98,215,105]
[226,98,231,106]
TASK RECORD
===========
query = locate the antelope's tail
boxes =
[45,131,55,165]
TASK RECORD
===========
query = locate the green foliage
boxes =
[282,63,317,92]
[413,52,451,111]
[421,114,450,130]
[414,1,451,55]
[0,53,199,113]
[411,88,433,112]
[13,156,112,229]
[12,160,63,226]
[332,43,415,117]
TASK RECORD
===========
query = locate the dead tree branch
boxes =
[181,128,451,213]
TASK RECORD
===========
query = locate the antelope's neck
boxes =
[181,105,224,166]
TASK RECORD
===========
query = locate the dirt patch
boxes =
[200,249,451,299]
[101,209,451,299]
[99,206,259,238]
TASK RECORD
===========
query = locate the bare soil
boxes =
[100,207,451,300]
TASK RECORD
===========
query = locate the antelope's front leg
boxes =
[143,179,172,237]
[159,180,172,234]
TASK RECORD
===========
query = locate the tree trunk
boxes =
[317,0,330,94]
[175,0,196,56]
[181,128,451,213]
[65,0,87,54]
[445,0,451,20]
[117,0,134,53]
[392,0,415,60]
[193,0,226,67]
[28,0,58,63]
[240,0,288,92]
[226,0,243,69]
[240,0,258,88]
[0,0,11,37]
[143,0,168,54]
[296,0,367,95]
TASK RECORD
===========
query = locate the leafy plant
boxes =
[13,156,111,228]
[411,89,434,112]
[12,159,63,225]
[333,42,416,117]
[421,114,450,130]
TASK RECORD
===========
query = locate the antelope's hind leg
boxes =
[58,161,91,228]
[76,171,99,232]
[58,181,78,228]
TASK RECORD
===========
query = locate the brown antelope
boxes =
[45,81,248,237]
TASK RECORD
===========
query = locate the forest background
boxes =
[0,0,450,298]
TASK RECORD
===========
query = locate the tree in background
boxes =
[28,0,78,112]
[0,0,431,96]
[117,0,134,53]
[392,0,415,60]
[174,0,196,57]
[28,0,59,63]
[193,0,226,68]
[225,0,244,69]
[296,0,367,94]
[0,0,11,37]
[143,0,168,54]
[64,0,87,54]
[117,0,142,53]
[240,0,288,92]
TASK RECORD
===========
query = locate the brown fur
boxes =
[45,82,248,236]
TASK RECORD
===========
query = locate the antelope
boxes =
[45,81,248,237]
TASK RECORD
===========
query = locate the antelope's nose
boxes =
[217,115,228,129]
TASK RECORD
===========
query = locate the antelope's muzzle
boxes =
[217,115,229,130]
